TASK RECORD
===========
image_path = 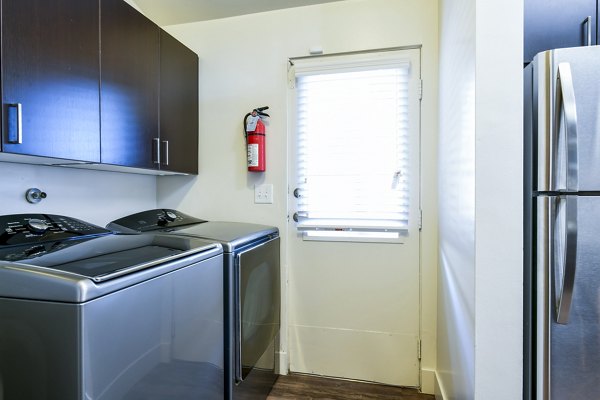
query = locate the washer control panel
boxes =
[0,214,110,247]
[107,209,206,232]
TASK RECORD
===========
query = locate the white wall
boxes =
[473,0,523,398]
[157,0,439,391]
[437,0,523,399]
[437,0,475,397]
[0,162,156,226]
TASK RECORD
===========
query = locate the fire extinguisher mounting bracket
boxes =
[244,106,269,172]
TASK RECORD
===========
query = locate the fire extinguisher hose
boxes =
[243,112,252,142]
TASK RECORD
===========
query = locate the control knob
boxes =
[157,211,177,226]
[164,211,177,222]
[27,219,50,234]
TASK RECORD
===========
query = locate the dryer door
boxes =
[235,237,280,382]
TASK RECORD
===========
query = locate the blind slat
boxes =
[295,61,411,233]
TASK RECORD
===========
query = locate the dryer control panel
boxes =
[107,209,206,233]
[0,214,110,247]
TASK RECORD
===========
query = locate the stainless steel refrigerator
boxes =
[525,45,600,400]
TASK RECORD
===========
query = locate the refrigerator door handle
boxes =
[554,195,578,324]
[553,62,579,192]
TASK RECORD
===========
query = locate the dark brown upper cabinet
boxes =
[159,30,199,175]
[101,2,199,174]
[100,0,160,169]
[0,0,199,174]
[1,0,100,161]
[524,0,597,65]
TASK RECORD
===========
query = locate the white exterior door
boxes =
[286,48,422,387]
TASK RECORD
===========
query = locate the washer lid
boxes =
[0,233,222,302]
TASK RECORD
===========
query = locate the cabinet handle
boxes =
[162,140,169,166]
[582,16,592,46]
[6,103,22,144]
[153,138,160,164]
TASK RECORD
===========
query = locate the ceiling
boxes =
[133,0,347,26]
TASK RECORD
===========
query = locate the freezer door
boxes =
[550,47,600,192]
[549,195,600,399]
[532,50,552,192]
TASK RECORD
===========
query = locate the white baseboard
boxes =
[277,350,289,375]
[421,369,436,394]
[434,371,447,400]
[288,325,419,386]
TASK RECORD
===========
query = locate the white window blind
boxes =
[292,52,412,239]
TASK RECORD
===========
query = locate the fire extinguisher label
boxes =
[248,144,259,167]
[246,115,260,132]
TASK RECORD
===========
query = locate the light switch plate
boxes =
[254,184,273,204]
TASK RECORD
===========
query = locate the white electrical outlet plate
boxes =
[254,184,273,204]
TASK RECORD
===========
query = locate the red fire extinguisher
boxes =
[244,106,269,172]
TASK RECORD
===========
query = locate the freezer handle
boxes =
[553,63,579,192]
[554,195,578,324]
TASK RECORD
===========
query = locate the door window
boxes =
[289,49,420,242]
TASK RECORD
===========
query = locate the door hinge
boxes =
[417,339,422,360]
[418,208,423,231]
[418,79,423,100]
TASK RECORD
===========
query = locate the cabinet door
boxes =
[2,0,100,161]
[160,31,199,174]
[100,0,159,169]
[524,0,597,64]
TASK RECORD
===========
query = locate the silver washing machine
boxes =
[0,213,224,400]
[108,209,280,400]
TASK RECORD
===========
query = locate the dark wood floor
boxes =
[267,374,435,400]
